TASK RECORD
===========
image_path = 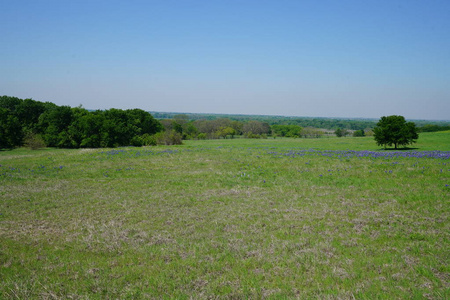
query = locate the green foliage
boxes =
[151,111,382,130]
[163,115,450,142]
[418,124,450,132]
[185,122,198,137]
[365,128,374,136]
[130,135,144,147]
[0,95,22,111]
[0,107,23,149]
[0,96,163,149]
[301,127,324,138]
[173,122,183,134]
[216,126,236,139]
[197,133,207,140]
[271,124,302,137]
[244,132,261,138]
[373,115,419,149]
[23,132,46,150]
[334,128,349,137]
[75,110,105,148]
[38,105,77,148]
[242,120,271,136]
[3,95,448,152]
[154,130,183,145]
[127,108,163,136]
[140,133,157,146]
[353,129,365,137]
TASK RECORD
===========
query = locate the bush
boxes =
[141,133,157,146]
[23,132,46,150]
[365,129,374,136]
[245,132,256,138]
[197,133,207,140]
[353,130,365,137]
[154,130,183,145]
[130,136,144,147]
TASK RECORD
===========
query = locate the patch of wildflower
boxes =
[0,163,66,180]
[267,150,450,160]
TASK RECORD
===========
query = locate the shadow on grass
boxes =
[0,147,53,152]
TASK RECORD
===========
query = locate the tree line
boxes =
[0,96,329,149]
[152,112,449,132]
[0,96,163,149]
[1,95,447,150]
[152,111,378,131]
[157,115,352,139]
[0,96,288,149]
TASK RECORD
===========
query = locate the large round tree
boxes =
[373,115,418,149]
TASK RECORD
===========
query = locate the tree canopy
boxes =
[373,115,419,149]
[0,95,163,149]
[271,125,302,138]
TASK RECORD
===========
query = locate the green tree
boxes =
[301,127,324,138]
[216,126,236,139]
[127,109,162,135]
[74,110,105,148]
[185,122,198,139]
[0,108,23,149]
[353,129,365,137]
[334,128,348,137]
[38,106,76,148]
[271,125,302,137]
[100,109,136,147]
[230,120,243,135]
[0,95,22,111]
[173,122,183,134]
[15,98,48,132]
[243,121,271,136]
[373,115,418,149]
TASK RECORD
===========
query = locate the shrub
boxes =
[141,133,157,146]
[353,129,365,137]
[130,136,144,147]
[23,132,46,150]
[197,133,207,140]
[154,130,183,145]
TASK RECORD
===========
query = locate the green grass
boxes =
[1,132,449,299]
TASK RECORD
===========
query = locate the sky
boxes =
[1,0,449,120]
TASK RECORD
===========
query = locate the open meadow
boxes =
[1,132,449,299]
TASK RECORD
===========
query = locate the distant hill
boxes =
[149,111,450,131]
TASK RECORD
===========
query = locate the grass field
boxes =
[1,132,449,299]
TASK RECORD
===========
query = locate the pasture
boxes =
[1,133,449,299]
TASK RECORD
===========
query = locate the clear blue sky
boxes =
[1,0,449,120]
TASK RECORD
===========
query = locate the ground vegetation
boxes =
[1,133,448,298]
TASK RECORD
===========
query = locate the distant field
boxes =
[1,132,449,298]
